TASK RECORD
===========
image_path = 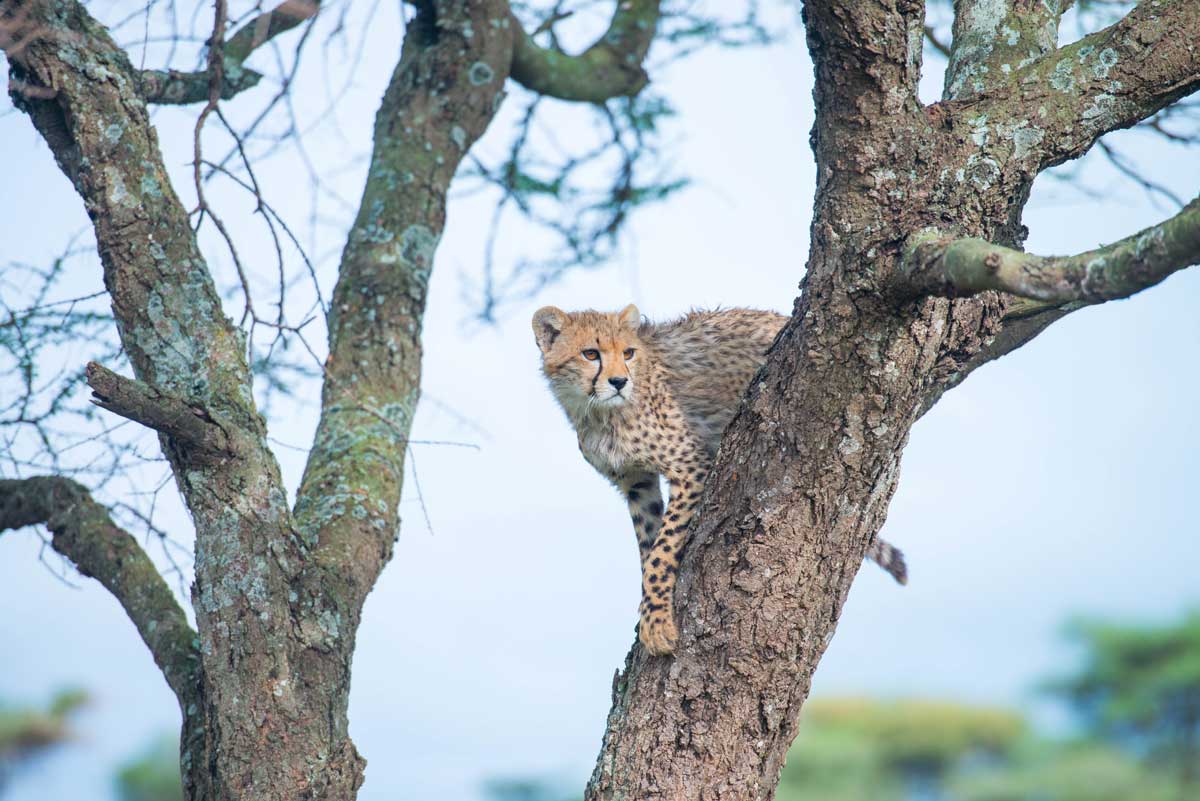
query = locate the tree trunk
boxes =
[587,0,1200,798]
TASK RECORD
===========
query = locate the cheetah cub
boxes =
[533,304,907,656]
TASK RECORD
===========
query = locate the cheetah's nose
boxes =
[608,377,628,391]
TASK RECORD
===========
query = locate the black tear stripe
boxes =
[590,338,603,395]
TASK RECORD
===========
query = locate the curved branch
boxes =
[0,476,200,705]
[509,0,659,103]
[900,195,1200,303]
[138,0,319,104]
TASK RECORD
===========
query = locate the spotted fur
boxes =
[533,304,907,656]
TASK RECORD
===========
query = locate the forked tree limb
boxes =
[899,195,1200,303]
[509,0,659,103]
[0,476,200,705]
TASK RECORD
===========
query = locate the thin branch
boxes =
[509,0,660,103]
[0,475,200,706]
[899,195,1200,303]
[1096,140,1186,209]
[138,0,320,104]
[923,25,950,59]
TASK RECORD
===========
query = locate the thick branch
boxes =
[942,0,1066,101]
[137,0,318,104]
[801,0,927,217]
[0,477,199,705]
[900,195,1200,303]
[999,0,1200,170]
[803,0,924,112]
[509,0,659,103]
[294,0,513,615]
[85,361,239,456]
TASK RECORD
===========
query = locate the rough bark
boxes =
[585,0,1200,798]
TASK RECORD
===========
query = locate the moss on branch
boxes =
[510,0,659,103]
[900,195,1200,303]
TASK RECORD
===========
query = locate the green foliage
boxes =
[797,698,1026,774]
[0,688,88,790]
[114,735,183,801]
[0,688,87,756]
[1047,611,1200,778]
[777,723,900,801]
[950,740,1179,801]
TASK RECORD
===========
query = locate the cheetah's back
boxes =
[643,309,787,455]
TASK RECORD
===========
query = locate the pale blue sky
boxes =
[1,3,1198,800]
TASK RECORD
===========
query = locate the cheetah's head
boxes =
[532,304,644,413]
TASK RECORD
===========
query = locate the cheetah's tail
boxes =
[866,537,907,586]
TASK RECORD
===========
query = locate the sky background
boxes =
[2,2,1199,800]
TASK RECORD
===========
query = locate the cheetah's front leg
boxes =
[617,470,664,564]
[638,446,707,656]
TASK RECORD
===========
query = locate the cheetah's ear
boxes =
[617,303,640,330]
[532,306,567,353]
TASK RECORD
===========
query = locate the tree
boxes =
[1047,612,1200,795]
[0,2,1197,801]
[581,3,1200,799]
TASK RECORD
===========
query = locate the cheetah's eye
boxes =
[623,348,636,360]
[582,349,600,361]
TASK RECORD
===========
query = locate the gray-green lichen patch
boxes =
[1134,226,1165,259]
[105,167,131,205]
[1050,59,1075,92]
[1093,48,1119,79]
[1080,93,1118,131]
[964,155,1001,190]
[969,115,990,147]
[1009,124,1045,162]
[140,173,163,197]
[468,61,495,86]
[398,224,439,276]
